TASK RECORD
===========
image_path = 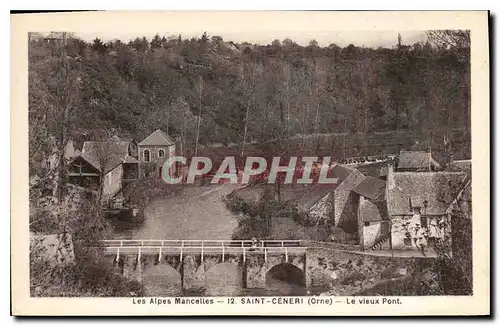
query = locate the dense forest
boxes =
[29,30,470,174]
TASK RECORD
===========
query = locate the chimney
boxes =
[387,163,395,190]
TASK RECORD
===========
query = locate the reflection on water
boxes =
[110,185,240,240]
[144,277,308,297]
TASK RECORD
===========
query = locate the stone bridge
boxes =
[103,239,307,295]
[102,239,437,296]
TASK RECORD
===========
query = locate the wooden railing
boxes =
[102,239,306,263]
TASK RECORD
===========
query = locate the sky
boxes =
[74,30,428,48]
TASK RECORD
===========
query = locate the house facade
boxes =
[386,163,468,252]
[331,165,366,232]
[67,137,139,202]
[351,176,389,251]
[138,129,176,179]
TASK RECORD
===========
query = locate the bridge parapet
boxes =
[102,239,306,264]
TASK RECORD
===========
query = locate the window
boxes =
[158,149,165,157]
[420,216,428,228]
[144,149,150,162]
[364,222,370,227]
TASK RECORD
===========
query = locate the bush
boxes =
[30,189,144,297]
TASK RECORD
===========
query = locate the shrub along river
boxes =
[110,184,309,296]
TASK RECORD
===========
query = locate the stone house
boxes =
[68,137,139,201]
[296,165,365,232]
[138,129,176,178]
[397,150,442,172]
[386,164,469,252]
[351,176,389,251]
[296,184,336,226]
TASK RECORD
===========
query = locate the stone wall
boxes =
[390,216,414,250]
[362,222,384,249]
[305,247,436,295]
[391,214,451,251]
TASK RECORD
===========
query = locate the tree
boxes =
[239,63,261,157]
[91,38,107,55]
[211,35,223,45]
[308,39,319,48]
[151,34,163,50]
[194,76,204,156]
[427,30,471,51]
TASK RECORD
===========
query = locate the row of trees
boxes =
[29,30,470,175]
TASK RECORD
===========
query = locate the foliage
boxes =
[29,190,144,297]
[227,186,281,239]
[29,32,471,175]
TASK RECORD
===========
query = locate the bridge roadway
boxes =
[102,239,306,263]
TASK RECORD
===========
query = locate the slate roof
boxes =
[82,141,130,173]
[138,129,175,146]
[71,150,101,172]
[446,160,471,173]
[330,164,356,183]
[297,184,338,211]
[353,176,386,201]
[397,150,441,170]
[387,172,468,216]
[297,164,360,211]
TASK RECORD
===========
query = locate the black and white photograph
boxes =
[11,10,489,316]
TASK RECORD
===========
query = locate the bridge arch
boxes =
[266,263,306,288]
[142,262,182,296]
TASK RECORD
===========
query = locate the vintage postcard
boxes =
[11,11,490,316]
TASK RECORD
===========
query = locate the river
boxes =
[110,184,308,296]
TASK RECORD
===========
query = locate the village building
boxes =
[67,137,139,202]
[386,163,469,252]
[138,129,176,179]
[396,150,442,172]
[296,165,365,230]
[351,176,389,251]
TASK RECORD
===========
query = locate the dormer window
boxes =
[144,149,150,162]
[158,149,165,158]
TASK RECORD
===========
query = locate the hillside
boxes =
[28,32,471,174]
